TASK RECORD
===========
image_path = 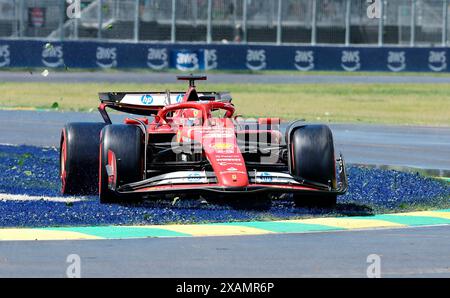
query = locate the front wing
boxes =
[112,156,348,197]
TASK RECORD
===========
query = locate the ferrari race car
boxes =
[60,75,347,207]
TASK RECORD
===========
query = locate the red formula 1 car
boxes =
[60,75,347,207]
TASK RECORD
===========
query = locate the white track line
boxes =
[0,143,57,149]
[0,193,89,203]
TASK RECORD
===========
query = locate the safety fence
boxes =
[0,0,449,46]
[0,39,447,72]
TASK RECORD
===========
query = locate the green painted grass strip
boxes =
[436,209,450,213]
[43,226,190,239]
[219,221,343,233]
[369,215,450,226]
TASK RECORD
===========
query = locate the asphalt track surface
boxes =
[0,110,449,171]
[0,103,449,277]
[3,70,450,84]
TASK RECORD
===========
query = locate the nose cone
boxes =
[219,172,249,188]
[200,130,249,188]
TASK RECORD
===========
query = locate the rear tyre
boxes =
[99,125,143,204]
[289,125,337,208]
[60,122,106,195]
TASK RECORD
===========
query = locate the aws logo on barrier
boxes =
[0,45,10,67]
[42,45,64,67]
[204,49,218,70]
[341,50,360,71]
[176,52,199,71]
[96,47,117,68]
[429,51,447,72]
[173,49,217,71]
[387,51,406,72]
[147,48,168,70]
[246,49,266,71]
[294,50,314,71]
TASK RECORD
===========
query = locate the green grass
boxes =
[0,82,449,126]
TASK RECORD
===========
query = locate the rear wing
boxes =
[99,92,185,108]
[98,91,232,116]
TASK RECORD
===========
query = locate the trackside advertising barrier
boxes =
[0,40,448,72]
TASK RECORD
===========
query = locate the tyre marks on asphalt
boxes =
[1,209,449,241]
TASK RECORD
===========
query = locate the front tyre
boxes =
[289,125,337,208]
[99,125,143,204]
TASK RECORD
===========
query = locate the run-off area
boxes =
[0,144,448,228]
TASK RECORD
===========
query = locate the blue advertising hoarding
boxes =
[0,39,448,72]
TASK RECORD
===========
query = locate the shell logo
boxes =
[211,143,233,150]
